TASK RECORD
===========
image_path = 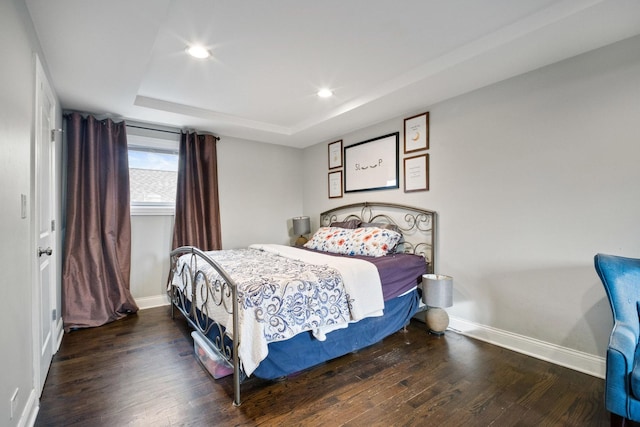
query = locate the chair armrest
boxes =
[610,321,639,359]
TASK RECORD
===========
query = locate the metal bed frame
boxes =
[167,201,436,406]
[320,201,436,274]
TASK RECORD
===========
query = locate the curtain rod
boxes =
[62,112,219,140]
[125,123,220,140]
[125,123,180,135]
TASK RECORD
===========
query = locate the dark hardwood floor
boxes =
[35,306,609,426]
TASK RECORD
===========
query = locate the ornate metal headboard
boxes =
[320,202,437,273]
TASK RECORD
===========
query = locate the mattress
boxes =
[304,248,427,300]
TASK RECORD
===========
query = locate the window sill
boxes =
[131,205,175,216]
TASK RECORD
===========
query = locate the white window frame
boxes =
[126,123,180,216]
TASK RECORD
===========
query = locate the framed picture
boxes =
[344,132,399,193]
[404,112,429,153]
[328,170,343,198]
[328,140,343,169]
[404,153,429,192]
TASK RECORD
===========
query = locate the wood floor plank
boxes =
[35,306,610,426]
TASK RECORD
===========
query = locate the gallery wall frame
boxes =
[344,132,399,193]
[404,153,429,192]
[328,170,343,198]
[404,112,429,153]
[328,140,343,169]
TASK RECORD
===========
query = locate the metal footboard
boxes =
[167,246,243,406]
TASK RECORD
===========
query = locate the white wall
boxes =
[129,135,304,305]
[303,35,640,369]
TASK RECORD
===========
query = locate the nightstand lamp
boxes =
[292,216,311,246]
[422,274,453,335]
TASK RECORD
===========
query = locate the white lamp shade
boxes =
[422,274,453,308]
[292,216,310,236]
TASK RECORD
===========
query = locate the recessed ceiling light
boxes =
[186,45,211,59]
[317,88,333,98]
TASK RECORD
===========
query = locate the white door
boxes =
[34,56,57,395]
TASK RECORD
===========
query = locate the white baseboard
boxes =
[135,294,170,310]
[448,315,605,379]
[54,317,63,353]
[19,388,38,427]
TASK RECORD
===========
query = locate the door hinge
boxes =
[51,219,55,231]
[52,309,57,321]
[51,128,63,141]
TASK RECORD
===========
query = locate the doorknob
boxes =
[38,247,53,257]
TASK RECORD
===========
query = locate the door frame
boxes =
[32,54,61,396]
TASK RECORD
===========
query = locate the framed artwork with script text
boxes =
[344,132,399,193]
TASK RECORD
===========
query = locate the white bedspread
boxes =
[174,244,383,376]
[250,244,384,321]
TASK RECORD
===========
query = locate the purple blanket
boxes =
[303,248,427,300]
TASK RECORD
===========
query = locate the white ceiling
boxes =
[25,0,640,148]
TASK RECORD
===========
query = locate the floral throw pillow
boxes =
[304,226,402,257]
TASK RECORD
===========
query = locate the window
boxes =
[126,124,180,215]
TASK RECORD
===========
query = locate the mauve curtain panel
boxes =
[172,131,222,251]
[62,112,138,331]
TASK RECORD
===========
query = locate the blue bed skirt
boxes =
[182,289,421,380]
[252,289,421,379]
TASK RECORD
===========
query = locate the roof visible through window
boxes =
[126,125,180,215]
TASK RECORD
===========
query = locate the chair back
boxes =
[594,253,640,338]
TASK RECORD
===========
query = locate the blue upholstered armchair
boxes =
[594,253,640,426]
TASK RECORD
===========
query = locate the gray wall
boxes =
[217,136,304,248]
[303,35,640,365]
[130,215,174,304]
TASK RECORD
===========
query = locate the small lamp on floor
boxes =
[292,216,311,246]
[422,274,453,335]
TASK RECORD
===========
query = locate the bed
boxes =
[167,202,436,406]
